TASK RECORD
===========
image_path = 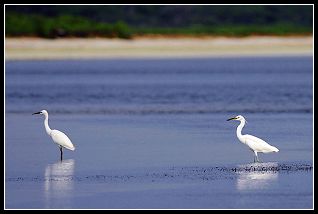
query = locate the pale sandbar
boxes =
[5,35,313,60]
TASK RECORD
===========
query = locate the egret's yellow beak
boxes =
[227,117,237,121]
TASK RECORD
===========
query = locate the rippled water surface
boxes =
[5,57,312,114]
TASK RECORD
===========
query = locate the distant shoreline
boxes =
[5,35,313,60]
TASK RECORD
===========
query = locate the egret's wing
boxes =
[51,130,75,151]
[244,134,278,153]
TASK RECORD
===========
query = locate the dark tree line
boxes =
[5,5,313,27]
[5,5,313,38]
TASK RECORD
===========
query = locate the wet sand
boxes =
[5,161,313,209]
[5,36,313,60]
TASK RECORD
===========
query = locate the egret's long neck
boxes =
[236,120,245,143]
[44,114,52,136]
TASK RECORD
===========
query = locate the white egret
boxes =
[227,115,279,162]
[33,110,75,160]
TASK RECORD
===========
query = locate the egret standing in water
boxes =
[33,110,75,161]
[227,115,279,162]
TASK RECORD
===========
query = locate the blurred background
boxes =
[5,5,313,39]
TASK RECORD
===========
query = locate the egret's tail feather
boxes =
[64,145,75,151]
[272,146,279,152]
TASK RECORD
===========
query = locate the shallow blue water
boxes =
[5,57,313,114]
[5,56,313,209]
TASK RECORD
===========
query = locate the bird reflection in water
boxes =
[236,162,278,191]
[44,159,75,208]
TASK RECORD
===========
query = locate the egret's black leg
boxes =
[60,146,63,161]
[254,151,258,163]
[254,151,261,163]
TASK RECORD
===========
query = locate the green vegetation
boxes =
[5,13,132,38]
[133,23,312,37]
[5,5,313,39]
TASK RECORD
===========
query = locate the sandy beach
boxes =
[5,36,313,60]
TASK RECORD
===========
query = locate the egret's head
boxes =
[227,115,246,122]
[32,110,48,116]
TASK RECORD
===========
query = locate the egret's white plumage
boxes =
[33,110,75,160]
[227,115,279,162]
[51,130,75,151]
